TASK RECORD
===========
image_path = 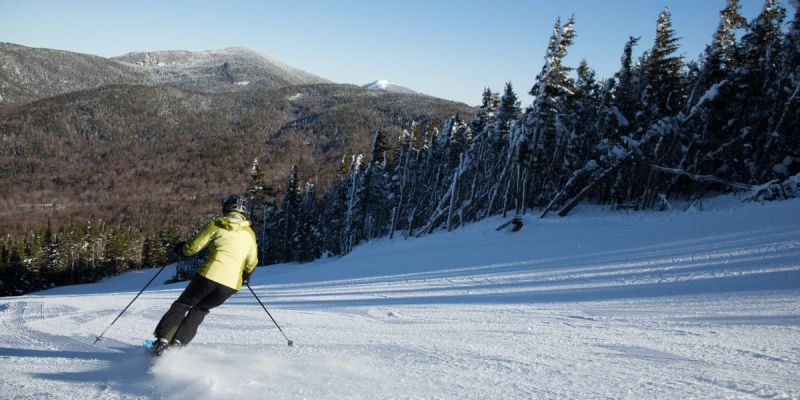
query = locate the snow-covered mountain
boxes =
[0,43,475,235]
[363,79,418,95]
[112,47,330,93]
[0,43,329,107]
[0,42,150,108]
[1,195,798,399]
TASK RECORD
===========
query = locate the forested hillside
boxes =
[0,83,471,233]
[254,1,799,264]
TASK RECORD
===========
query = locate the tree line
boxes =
[251,0,798,264]
[0,220,187,295]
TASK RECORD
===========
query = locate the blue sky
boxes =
[0,0,795,105]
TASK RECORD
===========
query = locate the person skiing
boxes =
[150,194,258,355]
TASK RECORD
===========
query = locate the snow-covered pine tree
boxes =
[470,87,498,136]
[613,36,641,135]
[277,164,302,262]
[142,230,169,269]
[569,60,601,171]
[342,154,364,253]
[463,94,513,221]
[730,0,786,183]
[320,179,347,256]
[388,129,418,238]
[642,8,686,118]
[513,15,578,212]
[296,183,323,262]
[361,131,393,240]
[334,131,395,248]
[768,2,800,179]
[495,82,521,138]
[259,204,282,264]
[617,8,687,209]
[39,220,61,288]
[586,37,639,207]
[754,0,797,182]
[538,59,605,216]
[414,114,474,233]
[246,158,270,225]
[673,0,748,196]
[691,0,748,98]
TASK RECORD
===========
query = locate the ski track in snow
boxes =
[1,197,799,399]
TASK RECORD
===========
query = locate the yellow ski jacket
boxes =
[180,211,258,290]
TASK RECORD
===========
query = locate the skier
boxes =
[150,194,258,355]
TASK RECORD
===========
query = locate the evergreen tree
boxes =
[711,0,748,73]
[495,82,520,138]
[342,154,365,253]
[278,165,302,262]
[359,131,392,240]
[296,183,323,262]
[676,0,748,194]
[514,15,578,211]
[643,8,686,117]
[734,0,787,183]
[246,158,270,219]
[388,133,416,238]
[260,204,282,264]
[470,87,498,135]
[612,36,641,134]
[569,60,602,172]
[770,2,800,179]
[320,180,348,256]
[529,15,577,105]
[370,129,391,167]
[39,219,62,288]
[2,243,26,295]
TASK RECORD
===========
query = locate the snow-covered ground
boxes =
[1,197,799,399]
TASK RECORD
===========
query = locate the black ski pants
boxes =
[154,274,237,344]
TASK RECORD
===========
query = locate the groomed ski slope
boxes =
[1,196,799,399]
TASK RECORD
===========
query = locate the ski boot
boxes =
[150,338,170,356]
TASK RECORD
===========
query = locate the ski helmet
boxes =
[222,194,249,214]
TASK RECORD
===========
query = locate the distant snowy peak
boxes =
[111,47,330,89]
[366,79,391,90]
[115,47,281,69]
[363,79,418,95]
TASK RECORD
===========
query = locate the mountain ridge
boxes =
[0,43,331,109]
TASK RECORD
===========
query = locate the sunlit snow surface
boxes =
[1,197,798,399]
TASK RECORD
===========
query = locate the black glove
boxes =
[242,269,253,285]
[172,241,186,258]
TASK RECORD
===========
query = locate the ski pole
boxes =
[93,263,168,344]
[245,282,294,347]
